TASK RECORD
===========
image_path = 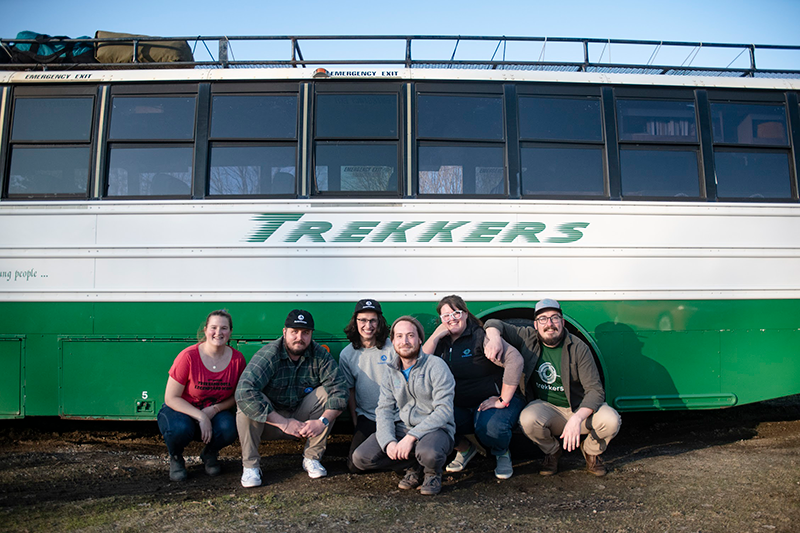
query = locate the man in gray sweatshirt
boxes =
[351,315,456,495]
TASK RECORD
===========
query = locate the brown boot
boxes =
[539,448,562,476]
[584,453,607,477]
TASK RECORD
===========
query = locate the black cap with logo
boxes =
[285,309,315,330]
[354,299,382,315]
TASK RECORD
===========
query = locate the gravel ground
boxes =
[1,395,798,532]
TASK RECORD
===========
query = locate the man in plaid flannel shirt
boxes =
[235,309,347,487]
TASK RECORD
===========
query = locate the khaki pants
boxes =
[237,386,333,469]
[519,400,621,456]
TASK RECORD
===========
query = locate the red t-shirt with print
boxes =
[169,344,246,409]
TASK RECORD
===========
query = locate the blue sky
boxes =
[2,0,799,69]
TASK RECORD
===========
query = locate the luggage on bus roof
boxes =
[95,30,193,64]
[9,31,96,64]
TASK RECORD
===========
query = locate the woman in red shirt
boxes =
[157,309,246,481]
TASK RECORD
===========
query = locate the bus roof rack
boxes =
[1,34,799,78]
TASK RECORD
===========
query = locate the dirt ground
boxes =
[1,396,798,533]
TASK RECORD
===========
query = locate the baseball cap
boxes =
[534,298,561,317]
[285,309,315,329]
[354,299,382,314]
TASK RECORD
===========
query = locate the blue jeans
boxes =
[453,394,525,456]
[157,404,237,457]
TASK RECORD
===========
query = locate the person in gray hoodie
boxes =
[351,315,456,495]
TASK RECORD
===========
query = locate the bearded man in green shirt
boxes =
[484,299,621,477]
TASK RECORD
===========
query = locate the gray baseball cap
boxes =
[534,298,561,317]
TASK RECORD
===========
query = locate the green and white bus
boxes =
[1,35,798,419]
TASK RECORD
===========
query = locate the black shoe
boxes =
[200,446,222,476]
[169,455,187,481]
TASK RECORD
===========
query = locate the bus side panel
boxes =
[60,339,182,419]
[2,303,95,416]
[721,329,800,406]
[0,338,23,418]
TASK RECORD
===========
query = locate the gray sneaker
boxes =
[398,466,422,490]
[418,473,442,495]
[494,451,513,479]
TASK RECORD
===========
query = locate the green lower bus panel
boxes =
[0,338,23,418]
[60,338,187,419]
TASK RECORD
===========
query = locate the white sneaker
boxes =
[302,458,327,479]
[446,444,478,472]
[241,467,262,488]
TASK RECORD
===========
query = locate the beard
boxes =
[285,340,309,358]
[538,327,565,347]
[395,344,420,360]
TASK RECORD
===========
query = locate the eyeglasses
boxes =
[357,318,378,325]
[440,310,465,322]
[535,315,562,325]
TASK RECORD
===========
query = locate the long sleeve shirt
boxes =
[235,337,348,422]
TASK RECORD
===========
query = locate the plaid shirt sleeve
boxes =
[313,344,349,412]
[235,341,279,423]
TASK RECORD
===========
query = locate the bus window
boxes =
[617,98,701,200]
[210,145,296,195]
[7,97,94,198]
[620,149,700,198]
[417,95,503,140]
[518,96,605,198]
[313,92,400,195]
[106,95,196,197]
[315,143,397,193]
[211,95,297,139]
[617,100,697,142]
[418,145,504,195]
[316,94,397,139]
[417,93,505,196]
[209,94,298,196]
[519,97,602,142]
[710,102,792,200]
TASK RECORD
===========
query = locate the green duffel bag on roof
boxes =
[95,30,193,63]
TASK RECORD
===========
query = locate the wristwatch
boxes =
[498,397,510,407]
[318,416,329,427]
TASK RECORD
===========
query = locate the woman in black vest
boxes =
[422,295,525,480]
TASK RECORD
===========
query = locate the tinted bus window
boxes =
[210,145,296,195]
[107,147,193,196]
[617,100,697,142]
[211,95,297,139]
[316,94,397,138]
[714,151,792,199]
[521,147,604,196]
[8,146,90,195]
[620,149,700,198]
[518,97,602,141]
[109,96,196,140]
[314,143,397,193]
[711,103,788,145]
[418,145,504,195]
[417,95,503,140]
[12,97,94,141]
